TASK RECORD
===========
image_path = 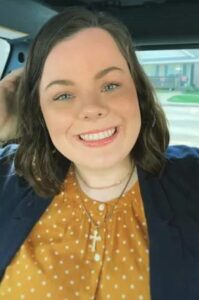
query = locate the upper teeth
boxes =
[80,127,116,141]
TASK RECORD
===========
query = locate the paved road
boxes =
[161,104,199,147]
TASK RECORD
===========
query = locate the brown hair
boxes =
[14,6,169,198]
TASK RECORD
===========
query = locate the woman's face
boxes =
[39,27,141,170]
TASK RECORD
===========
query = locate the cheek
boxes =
[126,86,141,118]
[119,91,141,136]
[41,106,72,137]
[113,89,140,119]
[128,98,140,119]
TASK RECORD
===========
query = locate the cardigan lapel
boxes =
[0,188,52,281]
[0,155,69,281]
[137,166,188,300]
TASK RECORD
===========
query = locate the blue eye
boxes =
[53,93,73,101]
[103,83,120,92]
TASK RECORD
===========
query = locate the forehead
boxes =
[42,27,127,75]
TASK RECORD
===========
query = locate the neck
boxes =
[73,160,137,203]
[73,156,133,189]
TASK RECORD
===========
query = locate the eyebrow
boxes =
[45,66,124,90]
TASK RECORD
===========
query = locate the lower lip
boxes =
[77,127,119,147]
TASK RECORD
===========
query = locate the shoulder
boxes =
[0,144,19,175]
[162,145,199,225]
[165,145,199,175]
[160,145,199,202]
[0,143,18,160]
[0,144,33,220]
[166,144,199,161]
[0,143,25,199]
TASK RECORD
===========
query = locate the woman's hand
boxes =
[0,68,23,142]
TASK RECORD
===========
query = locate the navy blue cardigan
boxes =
[0,144,199,299]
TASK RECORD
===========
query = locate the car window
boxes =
[0,38,10,78]
[137,49,199,147]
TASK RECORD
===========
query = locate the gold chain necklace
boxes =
[71,162,135,256]
[75,167,132,190]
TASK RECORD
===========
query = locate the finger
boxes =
[3,68,24,84]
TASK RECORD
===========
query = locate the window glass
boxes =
[137,49,199,147]
[0,38,10,79]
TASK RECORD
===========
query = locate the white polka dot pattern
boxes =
[0,166,151,299]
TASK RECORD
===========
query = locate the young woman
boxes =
[0,6,199,300]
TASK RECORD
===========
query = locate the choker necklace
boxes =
[75,166,132,190]
[68,161,135,259]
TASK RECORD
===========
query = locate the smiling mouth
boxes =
[78,127,117,141]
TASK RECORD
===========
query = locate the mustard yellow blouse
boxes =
[0,166,151,300]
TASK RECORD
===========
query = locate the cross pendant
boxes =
[90,229,101,252]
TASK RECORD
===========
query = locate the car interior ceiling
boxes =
[0,0,199,49]
[0,0,198,146]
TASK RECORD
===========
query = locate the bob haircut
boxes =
[14,6,170,198]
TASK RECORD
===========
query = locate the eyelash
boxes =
[53,93,73,101]
[103,82,121,92]
[53,82,121,101]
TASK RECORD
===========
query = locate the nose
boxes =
[78,103,109,121]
